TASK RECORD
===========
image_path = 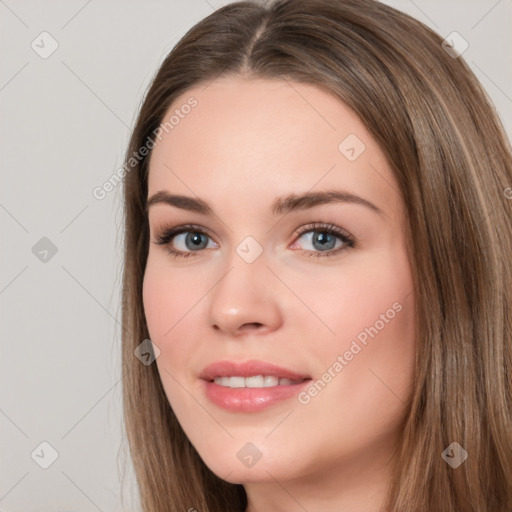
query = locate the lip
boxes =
[199,359,312,413]
[199,359,311,381]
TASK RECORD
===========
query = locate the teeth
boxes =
[212,375,301,388]
[264,376,279,387]
[229,376,245,388]
[246,375,264,388]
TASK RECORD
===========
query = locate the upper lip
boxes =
[199,359,311,382]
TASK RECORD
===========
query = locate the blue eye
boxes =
[153,224,217,258]
[291,222,356,257]
[153,222,355,259]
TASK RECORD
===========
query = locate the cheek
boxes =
[142,256,201,340]
[294,246,416,413]
[142,265,169,340]
[298,248,416,426]
[142,262,198,413]
[290,246,414,353]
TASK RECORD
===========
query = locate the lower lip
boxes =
[202,379,311,413]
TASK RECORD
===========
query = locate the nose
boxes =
[207,254,283,338]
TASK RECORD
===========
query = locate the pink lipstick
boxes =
[200,359,312,413]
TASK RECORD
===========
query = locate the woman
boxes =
[120,0,512,510]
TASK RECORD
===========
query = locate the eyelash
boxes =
[152,222,356,259]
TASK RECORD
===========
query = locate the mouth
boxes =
[199,359,311,383]
[199,359,312,412]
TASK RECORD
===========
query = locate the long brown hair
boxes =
[119,1,512,510]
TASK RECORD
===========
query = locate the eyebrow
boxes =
[146,190,384,217]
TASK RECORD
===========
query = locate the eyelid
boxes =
[153,223,215,244]
[291,222,354,245]
[153,224,218,250]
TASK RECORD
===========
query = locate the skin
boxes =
[143,76,416,512]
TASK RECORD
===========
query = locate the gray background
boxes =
[1,0,510,510]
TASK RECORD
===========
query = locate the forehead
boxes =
[147,76,399,219]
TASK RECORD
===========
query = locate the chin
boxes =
[196,441,304,485]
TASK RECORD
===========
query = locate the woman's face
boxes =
[143,76,416,493]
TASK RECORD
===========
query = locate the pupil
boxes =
[314,232,335,250]
[188,232,206,249]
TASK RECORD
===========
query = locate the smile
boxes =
[212,375,307,388]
